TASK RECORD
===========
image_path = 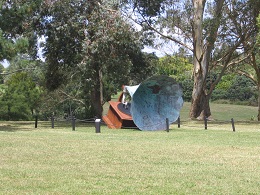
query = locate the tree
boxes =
[156,55,192,81]
[0,72,42,120]
[125,0,257,119]
[225,0,260,119]
[155,54,193,101]
[2,54,46,82]
[0,64,4,84]
[0,54,46,120]
[128,52,158,84]
[211,74,234,101]
[0,0,42,60]
[0,29,29,61]
[38,0,152,118]
[227,75,256,102]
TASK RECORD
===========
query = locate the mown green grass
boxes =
[104,101,259,121]
[0,120,259,194]
[180,102,258,121]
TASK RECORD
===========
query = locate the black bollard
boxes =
[204,116,207,130]
[51,115,54,128]
[72,116,76,131]
[35,115,38,128]
[231,118,235,132]
[166,118,169,132]
[95,119,101,133]
[177,116,180,128]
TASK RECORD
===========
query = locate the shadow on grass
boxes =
[0,124,17,132]
[0,122,34,132]
[1,120,258,132]
[0,121,99,132]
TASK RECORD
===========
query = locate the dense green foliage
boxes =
[0,0,42,60]
[258,14,260,43]
[0,64,4,84]
[0,1,260,120]
[212,75,257,104]
[126,0,260,119]
[155,55,258,104]
[155,55,193,101]
[37,0,157,117]
[0,72,42,120]
[0,0,157,119]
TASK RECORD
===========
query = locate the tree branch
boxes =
[236,69,257,86]
[126,7,193,52]
[57,90,86,106]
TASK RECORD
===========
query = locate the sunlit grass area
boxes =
[0,120,259,194]
[179,102,258,121]
[104,100,258,123]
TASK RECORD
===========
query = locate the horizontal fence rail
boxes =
[33,114,260,133]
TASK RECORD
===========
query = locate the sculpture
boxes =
[131,75,183,130]
[103,75,183,130]
[121,84,140,105]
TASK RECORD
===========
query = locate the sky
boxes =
[0,59,10,68]
[0,45,171,68]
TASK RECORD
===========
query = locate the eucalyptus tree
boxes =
[235,12,260,121]
[39,0,151,118]
[124,0,257,119]
[206,0,260,119]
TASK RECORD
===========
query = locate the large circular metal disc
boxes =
[131,75,183,130]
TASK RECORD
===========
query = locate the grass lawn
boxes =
[179,102,259,121]
[0,118,260,194]
[105,96,259,121]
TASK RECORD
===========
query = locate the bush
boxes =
[227,75,256,101]
[211,89,227,101]
[180,79,193,102]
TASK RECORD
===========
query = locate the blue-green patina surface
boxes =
[131,75,183,130]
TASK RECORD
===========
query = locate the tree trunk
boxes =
[190,0,211,119]
[190,89,211,120]
[8,104,11,121]
[99,69,104,107]
[189,54,211,119]
[189,0,224,119]
[90,62,103,118]
[91,89,103,118]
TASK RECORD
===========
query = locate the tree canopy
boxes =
[124,0,260,119]
[0,0,42,60]
[36,0,156,117]
[1,0,260,120]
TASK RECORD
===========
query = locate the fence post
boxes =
[51,115,54,128]
[204,116,207,130]
[231,118,235,132]
[72,116,76,131]
[95,119,101,133]
[166,118,169,132]
[177,116,180,128]
[35,115,38,128]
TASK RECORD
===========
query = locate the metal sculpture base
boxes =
[102,101,136,129]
